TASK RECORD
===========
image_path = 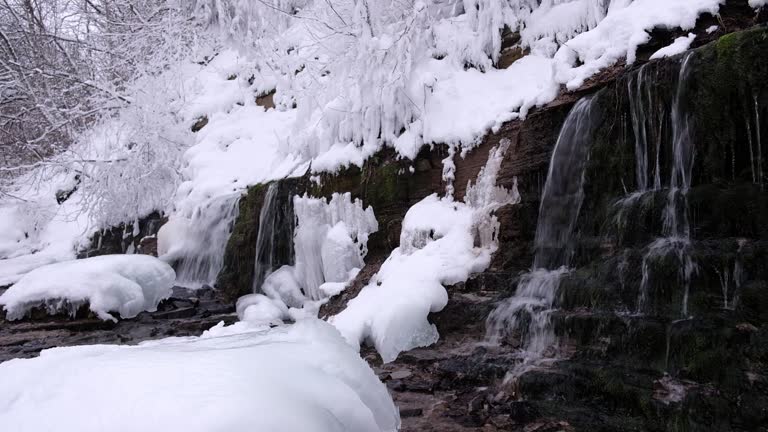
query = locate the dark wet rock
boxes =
[153,306,198,320]
[78,212,165,258]
[55,175,80,204]
[191,116,208,132]
[137,235,158,256]
[399,407,424,418]
[0,287,236,363]
[255,90,275,109]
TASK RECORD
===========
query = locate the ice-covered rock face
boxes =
[240,192,377,324]
[321,222,365,284]
[292,192,378,301]
[331,142,520,362]
[0,255,175,322]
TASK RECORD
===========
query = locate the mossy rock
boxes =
[691,26,768,186]
[216,184,265,301]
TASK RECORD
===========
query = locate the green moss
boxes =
[692,26,768,184]
[216,183,266,301]
[309,164,363,199]
[363,162,404,210]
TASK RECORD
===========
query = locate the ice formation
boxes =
[239,192,377,322]
[0,255,175,322]
[292,192,378,300]
[0,319,400,432]
[331,140,520,362]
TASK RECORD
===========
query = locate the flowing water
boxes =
[628,64,664,192]
[746,93,764,189]
[174,193,241,289]
[252,183,280,293]
[631,53,698,317]
[250,181,297,294]
[485,96,597,367]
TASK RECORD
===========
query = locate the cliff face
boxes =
[218,13,768,431]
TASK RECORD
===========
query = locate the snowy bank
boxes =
[0,255,174,322]
[0,319,399,432]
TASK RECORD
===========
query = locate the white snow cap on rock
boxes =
[554,0,722,89]
[0,319,400,432]
[650,33,697,60]
[0,255,174,322]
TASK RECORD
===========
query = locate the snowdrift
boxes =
[0,319,400,432]
[0,254,175,321]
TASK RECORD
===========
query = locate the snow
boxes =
[706,25,719,34]
[0,255,174,322]
[749,0,767,8]
[330,141,519,362]
[0,319,400,432]
[554,0,723,89]
[0,190,92,286]
[3,0,731,288]
[417,55,559,145]
[650,34,697,60]
[520,0,610,46]
[236,293,289,326]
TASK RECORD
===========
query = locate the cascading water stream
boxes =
[633,53,698,317]
[746,93,764,189]
[173,193,242,289]
[252,183,280,293]
[485,96,597,368]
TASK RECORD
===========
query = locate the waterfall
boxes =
[756,95,763,190]
[747,93,764,189]
[627,63,664,192]
[171,193,242,289]
[485,96,597,364]
[252,183,281,293]
[634,53,698,316]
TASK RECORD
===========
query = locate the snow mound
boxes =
[0,255,174,322]
[0,319,400,432]
[331,140,519,362]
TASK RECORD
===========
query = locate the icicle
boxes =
[442,145,457,199]
[292,193,378,300]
